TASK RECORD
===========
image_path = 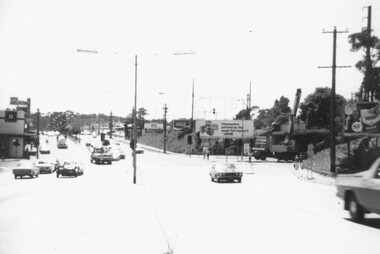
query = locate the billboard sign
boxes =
[10,97,18,105]
[173,120,190,131]
[195,120,254,139]
[144,122,163,130]
[344,102,380,134]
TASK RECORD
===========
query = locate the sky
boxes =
[0,0,379,121]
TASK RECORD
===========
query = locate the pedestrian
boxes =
[0,143,4,161]
[203,147,207,159]
[293,155,300,170]
[299,153,304,169]
[206,148,210,160]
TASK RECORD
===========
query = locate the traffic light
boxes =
[130,140,134,149]
[187,135,192,145]
[13,139,20,147]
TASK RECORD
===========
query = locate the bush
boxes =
[338,140,380,173]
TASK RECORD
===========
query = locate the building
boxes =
[0,97,34,159]
[0,109,34,158]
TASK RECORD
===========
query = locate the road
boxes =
[1,135,380,254]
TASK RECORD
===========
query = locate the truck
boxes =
[90,147,113,164]
[57,135,68,149]
[335,158,380,222]
[250,89,328,161]
[251,89,302,161]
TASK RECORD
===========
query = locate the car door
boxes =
[362,168,380,213]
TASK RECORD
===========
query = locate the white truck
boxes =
[335,158,380,222]
[57,135,68,149]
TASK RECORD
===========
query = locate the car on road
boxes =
[57,160,84,178]
[209,163,243,183]
[336,157,380,222]
[36,159,56,174]
[118,148,126,159]
[107,146,121,161]
[12,161,40,179]
[136,146,144,154]
[39,144,50,154]
[90,147,113,164]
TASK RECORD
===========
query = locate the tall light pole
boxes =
[163,103,168,153]
[133,55,137,184]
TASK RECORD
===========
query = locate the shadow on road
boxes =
[344,218,380,230]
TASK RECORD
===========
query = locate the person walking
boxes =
[206,148,210,160]
[0,143,5,161]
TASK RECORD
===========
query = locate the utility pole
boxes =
[109,111,113,139]
[319,27,350,174]
[163,103,168,153]
[191,79,194,131]
[366,5,373,101]
[36,109,40,159]
[133,55,137,184]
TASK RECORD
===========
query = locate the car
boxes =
[336,157,380,222]
[91,147,113,164]
[209,163,243,183]
[12,161,40,179]
[57,160,84,178]
[36,159,56,174]
[136,146,144,154]
[118,148,126,159]
[108,147,121,161]
[39,144,50,154]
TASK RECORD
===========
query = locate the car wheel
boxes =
[217,178,221,183]
[14,175,17,179]
[74,172,78,177]
[348,194,364,222]
[237,178,242,183]
[56,173,60,178]
[36,174,38,178]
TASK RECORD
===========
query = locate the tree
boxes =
[298,87,346,131]
[252,96,291,129]
[348,30,380,101]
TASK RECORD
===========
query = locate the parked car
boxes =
[12,161,40,179]
[336,157,380,222]
[36,159,55,174]
[39,144,50,154]
[209,163,243,183]
[57,161,84,178]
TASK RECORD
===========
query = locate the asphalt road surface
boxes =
[1,135,380,254]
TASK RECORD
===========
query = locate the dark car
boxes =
[57,161,84,178]
[209,163,243,183]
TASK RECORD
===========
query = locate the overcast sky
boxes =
[0,0,379,120]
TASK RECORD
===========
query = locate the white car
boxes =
[36,159,55,174]
[108,147,121,161]
[209,163,243,183]
[39,144,50,154]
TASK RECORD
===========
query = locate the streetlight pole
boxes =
[36,109,40,159]
[133,55,137,184]
[163,103,168,153]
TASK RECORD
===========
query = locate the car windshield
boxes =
[215,164,236,169]
[16,162,35,168]
[63,161,76,166]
